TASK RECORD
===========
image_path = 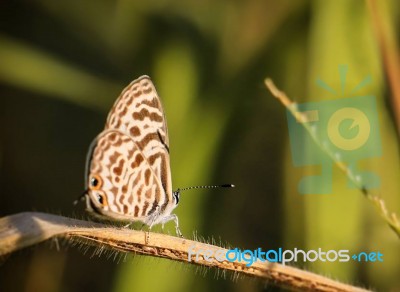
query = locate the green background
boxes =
[0,0,399,291]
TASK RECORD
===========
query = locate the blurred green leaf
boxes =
[0,36,121,110]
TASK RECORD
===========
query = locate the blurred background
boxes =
[0,0,399,291]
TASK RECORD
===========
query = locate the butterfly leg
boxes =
[143,206,161,244]
[147,206,161,231]
[145,230,150,245]
[160,214,183,238]
[143,222,152,245]
[145,215,158,244]
[125,207,161,244]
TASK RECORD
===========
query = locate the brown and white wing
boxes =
[104,76,172,200]
[88,130,168,220]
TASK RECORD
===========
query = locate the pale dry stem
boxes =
[0,212,370,292]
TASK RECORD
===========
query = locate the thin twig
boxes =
[264,78,400,238]
[0,212,370,292]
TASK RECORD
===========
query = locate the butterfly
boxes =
[78,75,233,237]
[82,76,183,236]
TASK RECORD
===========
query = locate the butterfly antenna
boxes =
[175,184,235,193]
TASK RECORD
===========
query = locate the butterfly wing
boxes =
[86,130,167,222]
[104,76,172,201]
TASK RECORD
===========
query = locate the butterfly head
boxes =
[172,189,180,205]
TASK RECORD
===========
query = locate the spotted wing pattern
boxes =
[85,76,176,226]
[105,76,171,199]
[87,131,166,221]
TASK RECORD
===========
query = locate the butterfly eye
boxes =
[94,192,108,207]
[89,174,103,190]
[97,194,104,205]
